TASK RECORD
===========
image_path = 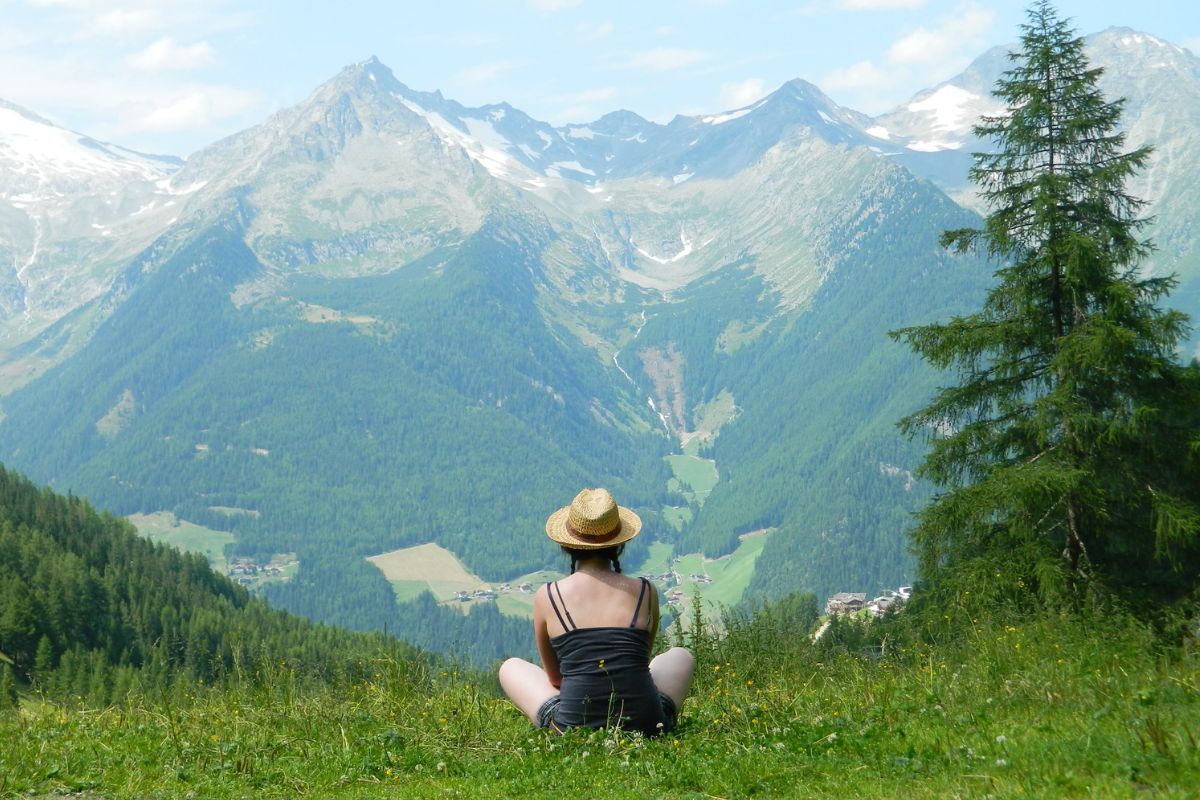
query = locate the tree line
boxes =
[0,464,422,707]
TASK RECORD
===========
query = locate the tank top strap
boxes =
[547,581,576,631]
[629,577,651,628]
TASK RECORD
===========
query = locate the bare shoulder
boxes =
[533,582,553,613]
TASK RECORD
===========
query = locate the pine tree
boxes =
[32,635,55,687]
[892,1,1200,607]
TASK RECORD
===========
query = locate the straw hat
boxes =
[545,488,642,549]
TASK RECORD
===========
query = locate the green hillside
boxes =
[3,592,1197,798]
[1,466,1197,798]
[0,464,414,700]
[631,159,991,602]
[0,213,668,651]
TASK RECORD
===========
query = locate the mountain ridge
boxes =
[3,25,1197,654]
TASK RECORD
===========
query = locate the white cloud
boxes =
[623,47,710,71]
[25,0,90,7]
[556,87,618,104]
[790,0,925,14]
[90,8,161,37]
[128,36,215,71]
[717,78,765,109]
[530,0,579,10]
[548,87,618,124]
[821,59,894,91]
[886,4,994,66]
[839,0,926,9]
[576,21,614,41]
[409,33,499,47]
[819,2,994,114]
[129,86,257,133]
[457,60,521,84]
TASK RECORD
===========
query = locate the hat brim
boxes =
[545,504,642,549]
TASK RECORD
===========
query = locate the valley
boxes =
[0,27,1196,660]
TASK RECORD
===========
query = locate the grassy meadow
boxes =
[128,512,236,574]
[666,454,719,506]
[6,604,1194,799]
[635,533,773,625]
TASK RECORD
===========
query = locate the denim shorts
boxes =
[536,691,678,735]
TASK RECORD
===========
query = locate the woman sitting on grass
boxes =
[499,488,695,736]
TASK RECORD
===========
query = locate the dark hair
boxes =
[561,544,625,574]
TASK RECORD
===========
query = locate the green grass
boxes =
[128,512,235,574]
[661,505,694,531]
[633,533,772,625]
[2,610,1196,799]
[387,580,431,604]
[665,455,719,505]
[691,389,737,437]
[494,570,562,619]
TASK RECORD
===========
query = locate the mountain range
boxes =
[1,27,1196,651]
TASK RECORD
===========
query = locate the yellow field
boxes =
[368,543,483,595]
[366,545,566,618]
[367,542,502,613]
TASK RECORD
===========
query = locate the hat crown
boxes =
[567,488,620,537]
[545,487,641,549]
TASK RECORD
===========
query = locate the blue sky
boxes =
[1,0,1194,158]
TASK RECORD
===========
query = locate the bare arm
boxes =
[533,585,562,688]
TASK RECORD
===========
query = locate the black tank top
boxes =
[546,577,665,735]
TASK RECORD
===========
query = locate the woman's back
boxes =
[542,572,663,733]
[541,570,654,637]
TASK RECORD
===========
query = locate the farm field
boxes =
[368,542,487,609]
[366,543,558,614]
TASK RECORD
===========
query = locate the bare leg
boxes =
[498,657,559,724]
[649,646,695,711]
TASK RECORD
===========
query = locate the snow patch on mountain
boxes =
[902,84,982,152]
[0,105,167,183]
[396,95,520,180]
[702,108,752,126]
[634,228,698,264]
[547,160,596,176]
[907,85,979,135]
